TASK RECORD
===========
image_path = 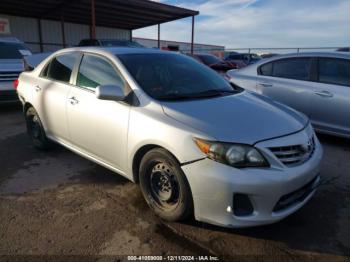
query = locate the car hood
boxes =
[0,59,23,72]
[161,91,308,144]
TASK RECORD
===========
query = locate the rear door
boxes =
[309,57,350,136]
[66,53,130,171]
[34,52,79,141]
[256,57,314,118]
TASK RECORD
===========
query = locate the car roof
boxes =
[230,53,256,55]
[276,51,350,57]
[195,53,217,57]
[0,36,22,43]
[55,46,172,56]
[252,51,350,66]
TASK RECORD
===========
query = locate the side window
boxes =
[272,58,311,81]
[43,53,78,83]
[76,54,126,90]
[40,62,50,78]
[318,58,350,86]
[258,62,273,76]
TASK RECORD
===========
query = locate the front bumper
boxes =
[182,128,323,228]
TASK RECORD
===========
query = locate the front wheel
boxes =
[25,107,51,150]
[139,148,193,221]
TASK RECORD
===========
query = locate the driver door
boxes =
[67,53,131,171]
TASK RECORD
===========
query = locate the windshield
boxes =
[118,53,238,100]
[0,42,31,59]
[101,40,144,47]
[199,54,221,65]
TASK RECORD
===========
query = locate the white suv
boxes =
[0,37,31,103]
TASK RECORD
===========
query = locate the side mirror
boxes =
[96,84,126,102]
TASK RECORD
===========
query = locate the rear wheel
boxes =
[139,148,193,221]
[25,107,51,150]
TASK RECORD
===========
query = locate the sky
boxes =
[133,0,350,49]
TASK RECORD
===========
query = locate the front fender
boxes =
[126,106,211,179]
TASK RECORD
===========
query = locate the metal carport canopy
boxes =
[0,0,199,30]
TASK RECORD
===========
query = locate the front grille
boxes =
[273,175,319,212]
[0,90,19,102]
[0,71,20,81]
[269,136,315,166]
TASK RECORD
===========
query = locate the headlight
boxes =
[194,138,269,168]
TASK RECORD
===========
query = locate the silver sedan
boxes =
[227,52,350,139]
[16,47,322,227]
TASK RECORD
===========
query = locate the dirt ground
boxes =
[0,105,349,262]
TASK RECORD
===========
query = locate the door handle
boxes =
[68,96,79,105]
[258,82,273,87]
[314,90,333,98]
[35,85,41,92]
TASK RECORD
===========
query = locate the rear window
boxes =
[100,40,143,47]
[0,42,31,59]
[79,39,99,46]
[318,58,350,86]
[229,54,241,59]
[199,55,221,65]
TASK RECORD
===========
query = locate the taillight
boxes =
[13,79,19,89]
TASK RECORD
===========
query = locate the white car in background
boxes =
[227,52,350,138]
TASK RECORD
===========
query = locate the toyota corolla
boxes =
[16,47,323,227]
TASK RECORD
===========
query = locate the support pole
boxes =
[191,16,195,54]
[37,19,43,52]
[61,14,66,48]
[157,24,160,49]
[91,0,96,39]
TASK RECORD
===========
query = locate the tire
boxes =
[25,107,51,150]
[139,148,193,221]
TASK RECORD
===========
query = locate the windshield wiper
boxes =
[157,94,198,101]
[188,89,237,98]
[157,89,237,101]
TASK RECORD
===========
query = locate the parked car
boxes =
[78,39,144,48]
[225,52,262,65]
[227,52,350,138]
[23,52,52,71]
[260,53,279,59]
[0,37,31,103]
[188,53,245,74]
[16,47,322,228]
[337,47,350,52]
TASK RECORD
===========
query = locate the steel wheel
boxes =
[28,114,42,139]
[149,162,180,210]
[25,107,51,150]
[139,148,193,221]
